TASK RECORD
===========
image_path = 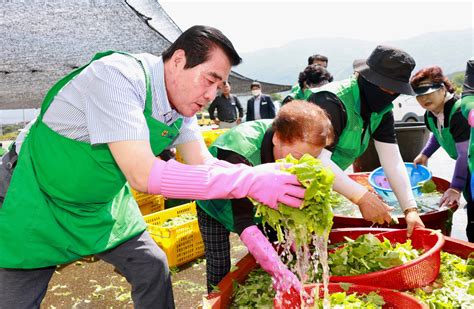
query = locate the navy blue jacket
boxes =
[246,94,276,121]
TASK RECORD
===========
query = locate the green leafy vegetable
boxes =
[329,234,420,276]
[255,154,335,246]
[467,254,474,276]
[231,269,386,308]
[313,291,385,308]
[408,251,474,308]
[230,268,275,308]
[420,179,437,193]
[160,213,196,228]
[231,249,474,308]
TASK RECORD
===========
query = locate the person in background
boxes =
[0,26,306,308]
[208,80,243,129]
[0,118,36,206]
[411,66,470,212]
[308,45,425,237]
[246,81,275,121]
[308,54,329,68]
[283,64,334,104]
[287,54,334,104]
[197,100,393,293]
[461,58,474,242]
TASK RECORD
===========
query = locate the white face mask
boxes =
[251,89,261,96]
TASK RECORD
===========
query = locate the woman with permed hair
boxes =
[411,66,472,241]
[283,64,334,104]
[196,100,393,293]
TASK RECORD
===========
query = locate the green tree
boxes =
[0,123,23,141]
[270,93,283,102]
[449,71,464,94]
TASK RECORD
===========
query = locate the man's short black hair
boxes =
[162,25,242,68]
[308,54,328,66]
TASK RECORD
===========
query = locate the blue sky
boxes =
[161,0,473,53]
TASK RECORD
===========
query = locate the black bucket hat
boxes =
[353,45,416,95]
[412,81,444,96]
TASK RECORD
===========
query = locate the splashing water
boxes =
[313,233,330,308]
[275,221,333,308]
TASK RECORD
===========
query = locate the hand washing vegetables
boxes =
[255,154,335,246]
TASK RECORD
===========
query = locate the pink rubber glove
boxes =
[147,159,305,209]
[468,110,474,127]
[203,157,237,168]
[240,225,302,292]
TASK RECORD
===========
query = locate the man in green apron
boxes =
[461,58,474,242]
[0,26,306,308]
[308,45,425,237]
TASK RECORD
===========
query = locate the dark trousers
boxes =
[0,231,174,309]
[466,171,474,242]
[197,207,231,293]
[196,207,279,293]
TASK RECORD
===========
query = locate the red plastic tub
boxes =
[329,228,444,290]
[205,228,474,308]
[333,174,458,236]
[274,283,427,309]
[328,228,473,260]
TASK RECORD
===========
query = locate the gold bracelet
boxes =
[403,207,419,216]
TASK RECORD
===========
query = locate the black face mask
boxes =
[358,76,400,113]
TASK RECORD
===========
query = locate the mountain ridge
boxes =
[234,28,473,86]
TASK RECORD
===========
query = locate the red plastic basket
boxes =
[204,229,471,308]
[274,283,427,309]
[329,228,445,290]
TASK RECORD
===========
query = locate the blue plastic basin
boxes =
[368,163,432,203]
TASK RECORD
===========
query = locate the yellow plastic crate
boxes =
[201,129,228,147]
[131,189,165,216]
[143,202,204,267]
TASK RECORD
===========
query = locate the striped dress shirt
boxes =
[43,53,200,146]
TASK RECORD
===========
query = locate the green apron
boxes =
[290,84,313,100]
[0,51,182,269]
[197,120,272,231]
[312,76,392,170]
[426,99,462,159]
